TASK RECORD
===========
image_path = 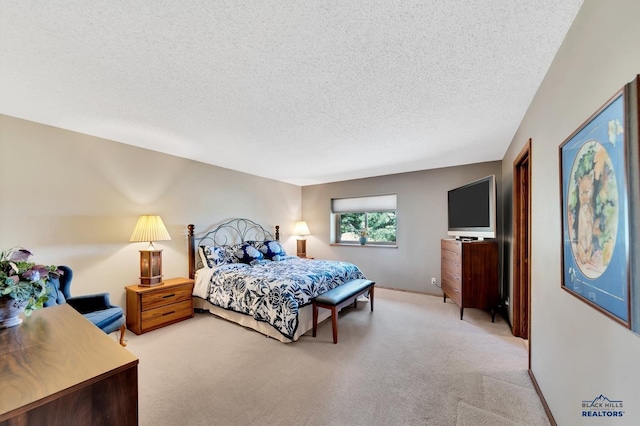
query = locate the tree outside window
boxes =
[338,211,396,244]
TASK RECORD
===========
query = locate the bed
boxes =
[187,218,368,342]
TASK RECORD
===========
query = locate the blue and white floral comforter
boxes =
[195,257,366,339]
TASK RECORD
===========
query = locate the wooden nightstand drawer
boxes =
[141,300,193,332]
[125,277,195,335]
[141,285,192,311]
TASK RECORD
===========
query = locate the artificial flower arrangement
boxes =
[359,228,369,238]
[0,247,61,316]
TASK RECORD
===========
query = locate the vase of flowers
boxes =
[358,228,369,245]
[0,248,60,329]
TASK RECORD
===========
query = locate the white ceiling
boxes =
[0,1,583,186]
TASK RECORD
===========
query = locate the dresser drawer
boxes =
[442,279,461,305]
[441,248,462,264]
[441,256,461,275]
[442,266,461,287]
[441,239,461,254]
[141,284,192,311]
[141,300,193,332]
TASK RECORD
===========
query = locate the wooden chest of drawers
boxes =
[0,305,138,425]
[441,239,498,321]
[125,277,194,335]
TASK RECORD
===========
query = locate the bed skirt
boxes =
[193,296,333,343]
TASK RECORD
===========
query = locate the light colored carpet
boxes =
[121,288,549,426]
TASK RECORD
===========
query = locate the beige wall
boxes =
[0,115,301,308]
[302,161,502,295]
[501,0,640,424]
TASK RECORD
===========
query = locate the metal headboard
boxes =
[187,218,280,279]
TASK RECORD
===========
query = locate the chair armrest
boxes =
[66,293,113,314]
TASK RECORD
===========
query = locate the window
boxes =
[331,194,397,245]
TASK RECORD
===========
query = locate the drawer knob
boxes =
[162,293,176,299]
[162,311,175,316]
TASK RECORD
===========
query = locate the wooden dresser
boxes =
[0,304,138,425]
[441,239,499,321]
[125,277,194,335]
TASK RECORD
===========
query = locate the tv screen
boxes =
[447,175,496,239]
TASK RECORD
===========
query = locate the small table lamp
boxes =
[130,215,172,286]
[294,221,311,258]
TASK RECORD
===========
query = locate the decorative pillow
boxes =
[224,244,242,263]
[257,240,287,260]
[234,243,264,264]
[200,245,238,267]
[199,245,222,267]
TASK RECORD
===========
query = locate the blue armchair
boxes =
[44,265,127,346]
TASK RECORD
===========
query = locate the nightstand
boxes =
[125,277,194,335]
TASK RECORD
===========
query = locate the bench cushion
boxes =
[314,279,374,306]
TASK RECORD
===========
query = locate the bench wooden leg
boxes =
[312,303,318,337]
[331,306,338,344]
[312,282,375,344]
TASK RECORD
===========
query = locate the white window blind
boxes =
[331,194,397,213]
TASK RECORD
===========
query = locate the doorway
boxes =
[512,139,531,342]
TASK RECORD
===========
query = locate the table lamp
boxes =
[130,215,171,286]
[294,220,311,258]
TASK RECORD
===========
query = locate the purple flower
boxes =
[22,269,41,282]
[9,249,32,262]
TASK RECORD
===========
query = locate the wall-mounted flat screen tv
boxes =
[447,175,496,240]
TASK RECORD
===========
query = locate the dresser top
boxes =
[0,304,138,419]
[125,276,194,293]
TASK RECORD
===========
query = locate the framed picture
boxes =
[559,87,631,327]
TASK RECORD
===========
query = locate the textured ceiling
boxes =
[0,1,583,185]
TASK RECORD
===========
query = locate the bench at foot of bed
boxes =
[312,279,375,344]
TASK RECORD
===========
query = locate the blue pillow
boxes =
[258,240,287,260]
[234,243,264,264]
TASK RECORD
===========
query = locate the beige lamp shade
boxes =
[293,221,311,237]
[130,215,172,249]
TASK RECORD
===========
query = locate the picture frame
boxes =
[559,86,631,327]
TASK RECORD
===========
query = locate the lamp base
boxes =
[139,250,164,286]
[296,239,307,258]
[139,276,163,287]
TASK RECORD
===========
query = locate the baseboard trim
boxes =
[375,286,440,297]
[528,369,556,426]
